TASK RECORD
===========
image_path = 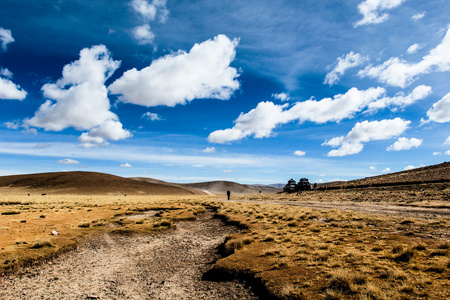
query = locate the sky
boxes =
[0,0,449,184]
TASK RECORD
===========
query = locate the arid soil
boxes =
[224,199,450,219]
[0,211,257,300]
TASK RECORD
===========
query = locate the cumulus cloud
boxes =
[202,147,216,153]
[323,118,410,157]
[446,150,450,155]
[412,12,426,21]
[407,43,424,54]
[120,163,132,167]
[142,111,162,121]
[0,76,27,100]
[133,24,155,45]
[358,27,450,87]
[24,45,131,147]
[382,167,391,173]
[58,158,80,165]
[433,152,442,156]
[109,35,240,107]
[404,165,417,170]
[387,137,422,151]
[425,93,450,123]
[0,27,14,51]
[324,51,368,85]
[293,150,306,156]
[370,166,376,170]
[208,87,385,144]
[131,0,168,22]
[366,85,432,113]
[272,93,290,101]
[354,0,406,27]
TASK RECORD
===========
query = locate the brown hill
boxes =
[131,177,280,195]
[0,172,202,195]
[319,162,450,190]
[179,181,279,195]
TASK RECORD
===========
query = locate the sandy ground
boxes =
[222,198,450,219]
[0,211,257,300]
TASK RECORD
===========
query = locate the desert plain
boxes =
[0,163,449,299]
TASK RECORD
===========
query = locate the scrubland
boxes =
[1,187,449,299]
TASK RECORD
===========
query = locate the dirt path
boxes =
[221,198,450,219]
[0,211,257,300]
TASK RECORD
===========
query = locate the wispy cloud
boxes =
[0,27,14,51]
[58,158,81,165]
[354,0,406,27]
[324,52,368,85]
[358,27,450,87]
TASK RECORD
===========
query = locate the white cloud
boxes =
[412,12,426,21]
[293,150,306,156]
[446,150,450,155]
[109,34,240,107]
[324,52,368,85]
[133,24,155,45]
[370,166,376,170]
[323,118,410,157]
[387,137,422,151]
[4,121,20,129]
[366,85,432,113]
[120,163,133,167]
[34,143,52,149]
[404,165,417,170]
[382,167,391,172]
[24,45,131,147]
[202,147,216,153]
[223,169,233,173]
[272,92,290,101]
[358,27,450,87]
[354,0,406,27]
[0,27,14,51]
[131,0,168,22]
[445,136,450,145]
[208,87,385,144]
[0,68,13,78]
[0,68,27,100]
[58,158,80,165]
[426,93,450,123]
[142,111,162,121]
[407,43,424,54]
[433,152,442,156]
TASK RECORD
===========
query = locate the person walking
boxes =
[227,190,231,200]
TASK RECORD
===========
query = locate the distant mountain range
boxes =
[1,162,448,195]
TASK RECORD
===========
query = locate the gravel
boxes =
[0,211,257,300]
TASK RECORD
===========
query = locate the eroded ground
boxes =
[0,210,257,300]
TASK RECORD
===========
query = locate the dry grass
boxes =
[1,188,449,299]
[0,193,211,274]
[208,199,450,299]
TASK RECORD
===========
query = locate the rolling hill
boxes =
[130,177,280,195]
[318,162,450,190]
[0,172,202,195]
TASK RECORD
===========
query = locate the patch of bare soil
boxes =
[0,211,257,300]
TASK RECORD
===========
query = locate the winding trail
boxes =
[0,211,257,300]
[219,198,450,219]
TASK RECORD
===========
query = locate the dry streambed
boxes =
[0,210,257,300]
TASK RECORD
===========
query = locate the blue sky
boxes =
[0,0,449,184]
